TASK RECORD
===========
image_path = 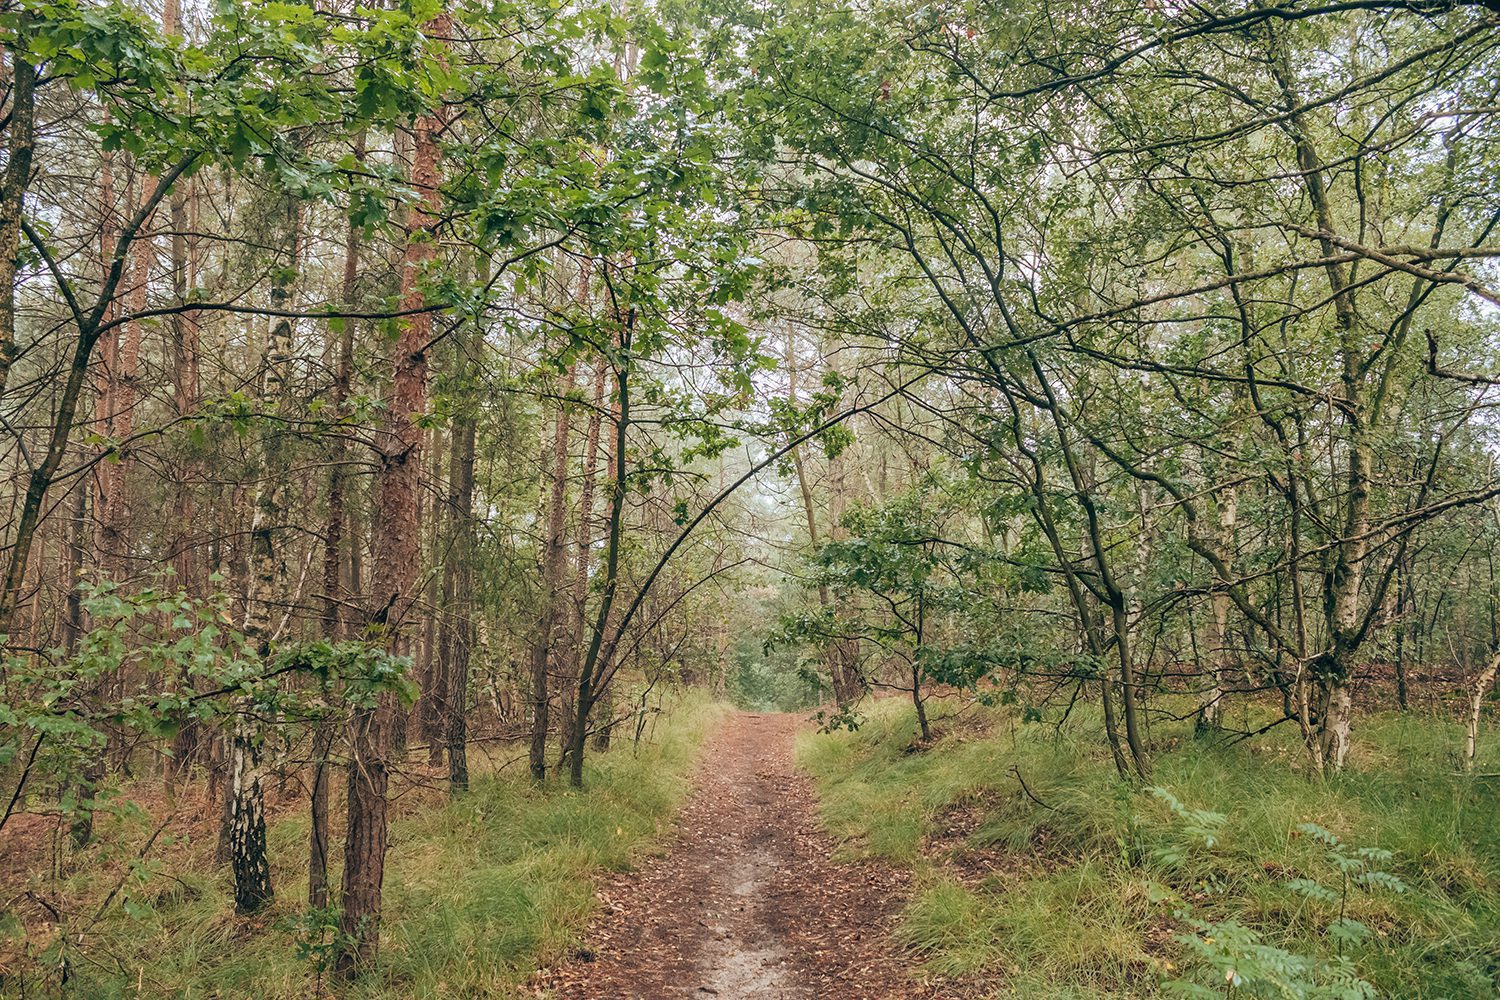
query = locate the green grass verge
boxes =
[798,698,1500,999]
[53,695,727,999]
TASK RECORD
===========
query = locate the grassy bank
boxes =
[17,695,726,999]
[798,698,1500,999]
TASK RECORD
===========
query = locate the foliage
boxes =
[0,580,410,871]
[1153,798,1405,998]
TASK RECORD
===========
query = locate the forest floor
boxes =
[539,712,976,999]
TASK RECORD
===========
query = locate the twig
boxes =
[1009,764,1058,812]
[0,733,43,836]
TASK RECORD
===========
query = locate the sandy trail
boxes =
[542,712,975,999]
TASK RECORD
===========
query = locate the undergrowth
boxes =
[11,694,726,999]
[798,698,1500,999]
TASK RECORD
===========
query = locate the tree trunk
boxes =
[560,358,606,766]
[529,368,575,780]
[421,428,446,766]
[231,509,279,916]
[310,143,362,910]
[1029,353,1149,779]
[307,721,335,911]
[340,705,390,971]
[60,483,88,655]
[443,415,476,793]
[785,326,862,704]
[97,170,153,582]
[227,200,301,916]
[339,29,447,969]
[228,721,273,914]
[569,348,631,789]
[163,0,203,785]
[1466,651,1499,771]
[1394,555,1412,711]
[1198,482,1237,733]
[0,42,36,400]
[1271,32,1367,775]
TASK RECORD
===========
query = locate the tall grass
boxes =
[798,698,1500,998]
[49,695,727,999]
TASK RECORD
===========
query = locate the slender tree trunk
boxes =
[164,0,196,591]
[98,172,148,773]
[63,120,123,849]
[1029,354,1149,779]
[310,142,362,910]
[60,483,88,654]
[97,170,152,583]
[529,368,575,780]
[163,0,203,785]
[591,593,623,753]
[339,30,447,968]
[1199,482,1237,733]
[822,391,865,704]
[785,326,861,703]
[91,140,120,583]
[1394,555,1412,711]
[0,43,36,400]
[911,660,930,741]
[1466,651,1499,771]
[442,253,483,795]
[321,182,360,639]
[227,202,301,916]
[569,345,631,789]
[592,681,615,751]
[1271,32,1367,774]
[443,415,476,793]
[560,358,606,766]
[421,429,446,766]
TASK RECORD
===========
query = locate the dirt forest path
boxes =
[541,712,977,999]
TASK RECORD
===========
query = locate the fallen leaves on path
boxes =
[536,712,987,999]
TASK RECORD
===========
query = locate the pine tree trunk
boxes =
[421,430,446,767]
[569,350,630,789]
[163,0,202,786]
[339,27,447,968]
[444,415,476,793]
[97,170,152,582]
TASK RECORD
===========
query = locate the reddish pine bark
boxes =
[339,17,448,971]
